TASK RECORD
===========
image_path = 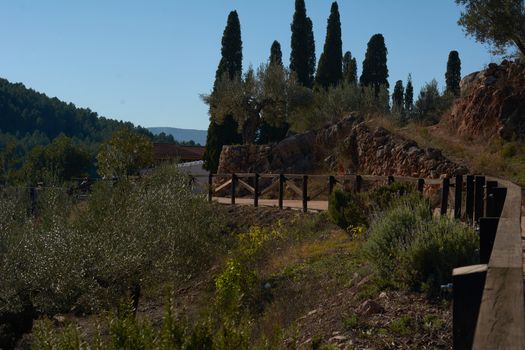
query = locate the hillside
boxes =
[148,127,207,145]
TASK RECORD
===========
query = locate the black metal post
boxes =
[465,175,475,224]
[454,175,463,219]
[278,174,285,209]
[474,176,486,223]
[302,175,308,213]
[231,173,237,205]
[441,178,450,216]
[254,173,259,208]
[328,176,336,195]
[417,178,425,193]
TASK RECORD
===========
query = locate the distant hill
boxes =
[148,127,207,146]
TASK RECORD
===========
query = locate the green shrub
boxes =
[365,193,478,297]
[328,190,367,230]
[0,164,227,317]
[366,182,414,211]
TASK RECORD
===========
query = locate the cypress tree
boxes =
[392,80,404,112]
[315,2,343,89]
[203,11,243,172]
[404,74,414,112]
[445,50,461,96]
[290,0,316,88]
[270,40,283,66]
[360,34,389,96]
[342,51,357,85]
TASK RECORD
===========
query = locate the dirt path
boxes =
[213,197,328,211]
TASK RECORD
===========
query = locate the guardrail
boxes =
[207,172,524,349]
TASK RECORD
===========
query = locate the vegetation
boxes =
[342,51,358,86]
[96,128,154,178]
[328,189,367,230]
[290,0,316,88]
[404,74,414,112]
[411,79,455,124]
[365,193,478,297]
[315,2,343,89]
[392,80,404,115]
[455,0,525,55]
[445,50,462,96]
[360,34,389,97]
[203,10,243,172]
[269,40,283,66]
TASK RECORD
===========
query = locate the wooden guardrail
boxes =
[207,172,524,349]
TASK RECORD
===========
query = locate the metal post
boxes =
[454,175,463,219]
[355,175,362,193]
[387,175,395,185]
[479,217,499,264]
[465,175,475,224]
[254,173,259,208]
[278,174,284,209]
[231,173,237,205]
[441,178,450,216]
[302,175,308,213]
[208,173,213,202]
[474,176,486,223]
[328,176,336,195]
[417,178,425,193]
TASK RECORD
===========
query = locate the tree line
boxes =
[202,1,466,172]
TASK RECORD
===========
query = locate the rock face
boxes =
[218,114,467,178]
[443,59,525,141]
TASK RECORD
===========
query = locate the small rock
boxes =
[356,299,384,316]
[307,309,318,316]
[329,335,348,342]
[378,291,388,299]
[53,315,66,326]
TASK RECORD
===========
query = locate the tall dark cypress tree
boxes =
[315,2,343,89]
[392,80,404,111]
[342,51,357,86]
[290,0,316,88]
[270,40,283,66]
[404,74,414,112]
[360,34,389,96]
[203,11,243,172]
[445,50,461,96]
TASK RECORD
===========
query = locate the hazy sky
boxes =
[0,1,498,130]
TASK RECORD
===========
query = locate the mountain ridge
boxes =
[148,127,207,145]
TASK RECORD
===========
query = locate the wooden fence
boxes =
[207,172,524,349]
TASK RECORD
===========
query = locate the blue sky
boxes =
[0,1,498,130]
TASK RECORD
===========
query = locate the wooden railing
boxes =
[206,172,524,349]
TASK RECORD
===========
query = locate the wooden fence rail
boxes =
[204,172,524,349]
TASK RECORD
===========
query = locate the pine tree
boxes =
[290,0,316,88]
[270,40,283,66]
[404,74,414,112]
[392,80,404,112]
[315,2,343,89]
[342,51,357,85]
[203,11,243,172]
[445,50,461,96]
[360,33,389,96]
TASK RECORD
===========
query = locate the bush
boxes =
[366,182,414,211]
[328,190,367,230]
[365,194,478,297]
[0,165,227,317]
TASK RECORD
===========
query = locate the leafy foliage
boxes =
[404,74,414,112]
[392,80,405,115]
[328,190,367,230]
[455,0,525,55]
[342,51,358,86]
[315,2,343,89]
[290,0,316,88]
[269,40,283,66]
[365,193,478,297]
[96,128,154,178]
[410,79,454,124]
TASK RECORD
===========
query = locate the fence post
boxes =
[479,217,499,264]
[441,178,450,216]
[208,173,213,202]
[278,174,285,209]
[387,175,395,185]
[355,175,362,193]
[254,173,259,208]
[231,173,237,205]
[453,264,488,350]
[465,175,475,224]
[474,176,486,223]
[484,181,498,217]
[454,175,463,219]
[417,178,425,193]
[328,176,336,195]
[302,175,308,213]
[487,187,507,218]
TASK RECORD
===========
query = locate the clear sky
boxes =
[0,1,498,130]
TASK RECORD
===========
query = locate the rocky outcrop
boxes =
[218,114,467,178]
[443,59,525,141]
